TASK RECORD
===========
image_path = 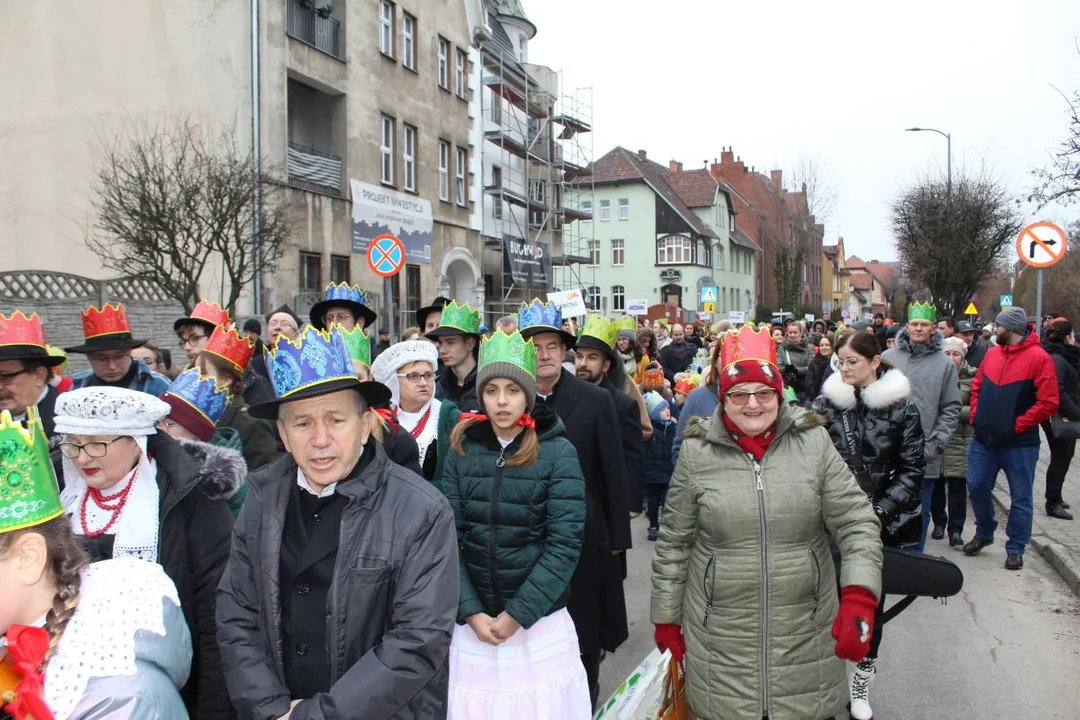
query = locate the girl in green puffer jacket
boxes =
[441,330,590,719]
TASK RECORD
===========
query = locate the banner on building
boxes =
[627,299,648,316]
[502,236,552,287]
[351,180,433,264]
[548,288,588,318]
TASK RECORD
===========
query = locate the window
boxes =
[402,125,417,192]
[438,141,450,201]
[618,198,629,220]
[455,49,467,99]
[716,243,725,269]
[611,239,625,266]
[402,13,415,70]
[657,234,693,264]
[490,165,502,189]
[379,1,394,57]
[588,240,600,266]
[405,264,421,316]
[380,115,395,185]
[697,239,708,266]
[582,200,592,221]
[299,251,322,292]
[493,197,503,220]
[612,285,625,312]
[586,285,601,310]
[599,199,611,221]
[490,93,502,125]
[330,254,350,283]
[455,147,467,206]
[437,38,449,90]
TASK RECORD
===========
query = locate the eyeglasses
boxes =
[323,312,355,326]
[268,320,298,331]
[57,437,129,459]
[156,419,179,431]
[0,367,32,385]
[397,371,437,384]
[88,351,130,365]
[834,357,867,368]
[178,334,207,349]
[724,388,778,406]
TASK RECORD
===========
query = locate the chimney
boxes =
[771,169,783,191]
[721,148,735,165]
[668,160,683,172]
[638,149,647,161]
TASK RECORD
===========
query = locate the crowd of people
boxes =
[0,284,1073,719]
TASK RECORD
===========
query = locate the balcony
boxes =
[286,0,343,60]
[288,143,343,195]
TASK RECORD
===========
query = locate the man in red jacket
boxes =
[964,307,1059,570]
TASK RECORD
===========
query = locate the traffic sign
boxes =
[366,234,406,277]
[1000,295,1013,307]
[963,302,978,316]
[1016,222,1067,268]
[700,286,718,303]
[702,302,716,313]
[841,310,850,318]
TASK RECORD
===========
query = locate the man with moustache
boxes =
[519,300,630,710]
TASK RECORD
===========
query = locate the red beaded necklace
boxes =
[403,404,434,440]
[79,466,138,538]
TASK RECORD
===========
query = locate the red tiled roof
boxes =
[823,245,839,260]
[665,169,719,208]
[849,274,874,291]
[865,261,897,287]
[847,254,866,269]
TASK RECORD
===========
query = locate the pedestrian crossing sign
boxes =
[700,287,718,303]
[964,302,978,316]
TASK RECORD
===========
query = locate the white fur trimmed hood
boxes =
[821,367,911,411]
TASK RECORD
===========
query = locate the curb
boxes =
[992,486,1080,598]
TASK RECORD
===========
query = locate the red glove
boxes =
[831,586,878,662]
[654,623,685,663]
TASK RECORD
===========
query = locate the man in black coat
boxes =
[658,323,696,383]
[218,331,459,719]
[0,310,66,438]
[521,306,631,710]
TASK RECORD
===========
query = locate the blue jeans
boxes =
[913,478,937,553]
[967,438,1041,556]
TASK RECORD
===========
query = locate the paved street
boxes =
[600,507,1080,719]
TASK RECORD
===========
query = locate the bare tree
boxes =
[789,151,840,225]
[84,118,291,314]
[892,170,1023,316]
[1028,50,1080,209]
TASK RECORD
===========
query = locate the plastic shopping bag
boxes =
[593,647,671,720]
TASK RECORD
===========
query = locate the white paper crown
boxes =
[53,387,170,436]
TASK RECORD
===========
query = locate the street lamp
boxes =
[905,127,952,198]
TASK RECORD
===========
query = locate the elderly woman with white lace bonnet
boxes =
[52,386,236,718]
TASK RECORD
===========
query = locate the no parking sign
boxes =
[367,234,406,278]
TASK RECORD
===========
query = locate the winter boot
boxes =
[847,657,877,720]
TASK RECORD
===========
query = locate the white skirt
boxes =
[448,608,593,720]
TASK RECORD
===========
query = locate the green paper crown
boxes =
[908,301,937,323]
[340,326,372,367]
[437,301,481,335]
[580,315,619,350]
[615,316,637,333]
[479,330,537,378]
[0,407,64,534]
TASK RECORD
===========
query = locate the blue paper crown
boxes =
[518,298,562,333]
[265,325,355,399]
[324,282,370,306]
[165,368,233,425]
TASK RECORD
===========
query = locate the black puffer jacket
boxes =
[812,369,925,545]
[1042,339,1080,422]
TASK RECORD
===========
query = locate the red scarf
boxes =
[722,415,776,462]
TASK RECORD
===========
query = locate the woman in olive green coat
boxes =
[651,325,883,720]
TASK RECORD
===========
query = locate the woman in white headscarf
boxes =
[371,340,461,485]
[52,386,236,719]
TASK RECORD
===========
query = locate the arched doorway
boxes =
[437,247,484,307]
[661,283,682,308]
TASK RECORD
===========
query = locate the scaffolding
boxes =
[478,42,594,320]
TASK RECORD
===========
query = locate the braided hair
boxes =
[0,517,88,662]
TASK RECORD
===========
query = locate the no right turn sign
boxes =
[1016,222,1067,268]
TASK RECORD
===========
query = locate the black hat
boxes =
[309,283,378,331]
[0,311,65,367]
[242,318,262,335]
[265,304,302,328]
[955,320,975,333]
[416,296,451,330]
[64,303,148,354]
[248,378,391,421]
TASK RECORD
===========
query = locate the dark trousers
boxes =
[582,650,603,711]
[930,476,968,535]
[1042,422,1076,506]
[645,484,669,529]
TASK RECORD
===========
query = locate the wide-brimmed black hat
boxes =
[248,378,392,420]
[416,296,451,330]
[309,283,378,331]
[0,311,65,367]
[64,303,147,354]
[575,335,618,366]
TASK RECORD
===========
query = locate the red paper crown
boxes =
[189,300,231,329]
[720,325,778,373]
[203,324,255,373]
[0,311,48,349]
[81,303,132,339]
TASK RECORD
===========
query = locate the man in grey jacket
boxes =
[217,327,459,720]
[882,302,961,552]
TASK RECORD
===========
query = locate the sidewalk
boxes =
[991,436,1080,597]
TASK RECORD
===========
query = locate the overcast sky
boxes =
[527,0,1080,262]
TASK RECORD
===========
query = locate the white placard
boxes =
[804,313,815,323]
[697,312,712,322]
[627,299,649,316]
[728,310,746,324]
[547,288,588,318]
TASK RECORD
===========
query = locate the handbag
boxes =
[594,648,669,720]
[1050,413,1080,440]
[840,411,922,547]
[657,659,690,720]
